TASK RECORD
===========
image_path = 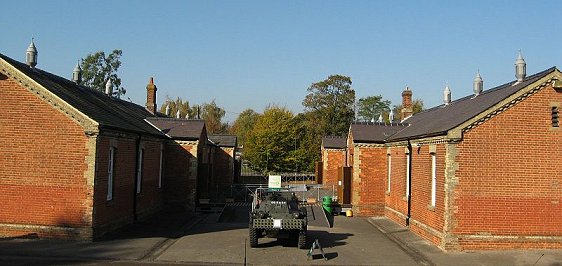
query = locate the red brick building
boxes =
[208,135,238,186]
[145,118,208,210]
[326,57,562,250]
[0,46,232,240]
[320,136,346,187]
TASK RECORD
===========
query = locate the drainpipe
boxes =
[406,140,412,226]
[133,134,141,222]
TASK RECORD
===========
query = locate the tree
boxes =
[244,106,296,173]
[356,95,391,122]
[230,109,260,146]
[80,50,126,97]
[302,74,355,136]
[201,99,228,134]
[392,99,425,121]
[160,96,193,118]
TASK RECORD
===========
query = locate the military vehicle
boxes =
[249,188,308,249]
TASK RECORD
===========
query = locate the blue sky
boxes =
[2,1,562,122]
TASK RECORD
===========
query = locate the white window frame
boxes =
[136,148,144,194]
[406,154,410,197]
[387,154,391,193]
[431,153,437,207]
[107,147,115,201]
[158,145,163,188]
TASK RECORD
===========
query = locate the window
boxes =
[430,153,436,207]
[552,106,559,127]
[158,145,163,188]
[387,154,391,193]
[406,154,410,197]
[107,147,115,201]
[136,148,144,194]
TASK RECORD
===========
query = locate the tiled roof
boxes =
[321,136,347,148]
[145,117,205,140]
[0,53,164,137]
[389,67,558,141]
[350,122,407,143]
[209,134,237,147]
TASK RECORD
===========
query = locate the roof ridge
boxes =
[412,67,558,115]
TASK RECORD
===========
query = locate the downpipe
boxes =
[133,134,141,222]
[406,140,412,227]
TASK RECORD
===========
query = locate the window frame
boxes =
[430,153,437,207]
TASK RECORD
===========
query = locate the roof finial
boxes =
[72,60,82,84]
[165,104,171,116]
[443,84,451,106]
[176,110,181,119]
[26,38,38,68]
[389,109,394,122]
[473,70,483,97]
[515,50,526,82]
[377,114,383,123]
[105,79,113,96]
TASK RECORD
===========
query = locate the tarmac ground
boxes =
[0,204,561,265]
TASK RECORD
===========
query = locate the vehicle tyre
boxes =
[297,230,307,249]
[249,227,258,248]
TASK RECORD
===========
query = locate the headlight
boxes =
[293,212,301,219]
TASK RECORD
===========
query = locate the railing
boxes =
[208,183,336,204]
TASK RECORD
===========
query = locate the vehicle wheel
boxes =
[297,230,307,249]
[249,227,258,248]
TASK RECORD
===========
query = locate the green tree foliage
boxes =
[302,74,355,136]
[392,99,425,121]
[80,50,125,97]
[244,106,296,174]
[201,99,228,134]
[230,109,259,146]
[160,96,193,118]
[356,95,392,122]
[291,112,323,172]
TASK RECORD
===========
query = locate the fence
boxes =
[208,183,337,204]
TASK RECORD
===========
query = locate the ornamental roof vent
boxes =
[515,50,526,83]
[72,61,82,84]
[26,38,38,68]
[443,84,451,106]
[473,71,483,97]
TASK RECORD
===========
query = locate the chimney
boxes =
[26,38,38,68]
[105,79,113,96]
[146,77,157,114]
[515,50,526,82]
[401,87,413,120]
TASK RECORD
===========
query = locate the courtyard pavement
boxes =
[0,205,561,265]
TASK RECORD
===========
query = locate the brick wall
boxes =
[409,144,446,247]
[0,75,92,239]
[385,146,409,226]
[92,134,165,238]
[453,83,562,250]
[352,145,387,216]
[164,141,198,210]
[213,147,234,185]
[321,148,345,186]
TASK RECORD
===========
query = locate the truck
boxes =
[249,188,308,249]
